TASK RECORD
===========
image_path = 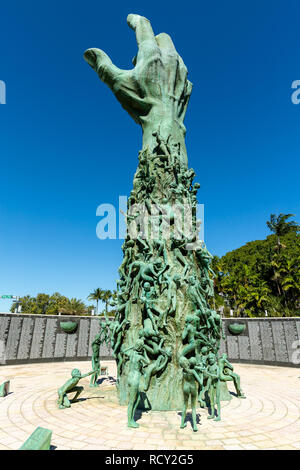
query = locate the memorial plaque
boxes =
[0,316,10,364]
[66,334,77,358]
[17,317,34,360]
[42,318,58,358]
[283,320,298,364]
[271,320,289,363]
[0,316,11,343]
[238,336,251,360]
[54,333,67,358]
[226,336,239,360]
[6,317,23,360]
[30,317,47,359]
[88,319,101,356]
[260,320,275,362]
[248,321,263,360]
[77,319,90,357]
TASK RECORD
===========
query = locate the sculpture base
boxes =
[220,381,232,401]
[117,363,184,411]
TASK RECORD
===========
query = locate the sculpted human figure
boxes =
[206,309,225,340]
[194,355,207,407]
[171,236,192,273]
[196,243,216,279]
[187,275,207,311]
[57,369,94,409]
[194,307,210,331]
[122,207,145,241]
[111,318,130,357]
[90,333,102,387]
[181,314,209,359]
[179,356,202,432]
[141,318,160,343]
[143,346,172,391]
[205,354,221,421]
[161,272,182,319]
[99,317,112,346]
[183,168,195,190]
[152,238,168,266]
[135,236,151,260]
[126,259,168,295]
[219,353,246,398]
[141,282,164,332]
[126,339,150,428]
[147,194,175,239]
[119,239,135,278]
[152,128,171,159]
[113,294,131,323]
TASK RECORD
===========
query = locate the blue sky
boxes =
[0,0,299,311]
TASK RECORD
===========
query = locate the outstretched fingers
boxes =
[127,14,158,52]
[84,48,124,87]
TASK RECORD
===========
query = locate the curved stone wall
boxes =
[0,313,299,367]
[0,313,112,365]
[221,317,300,367]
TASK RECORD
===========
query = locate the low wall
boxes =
[0,313,112,365]
[220,317,300,368]
[0,314,299,367]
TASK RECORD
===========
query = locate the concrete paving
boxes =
[0,361,299,450]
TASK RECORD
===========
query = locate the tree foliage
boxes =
[11,292,88,316]
[87,288,116,315]
[11,288,118,316]
[212,214,300,317]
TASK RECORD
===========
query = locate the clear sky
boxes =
[0,0,299,311]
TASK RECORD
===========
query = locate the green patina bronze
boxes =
[60,321,78,333]
[57,368,94,409]
[19,427,52,450]
[89,317,112,387]
[84,14,245,427]
[228,322,246,335]
[219,353,246,398]
[0,380,10,397]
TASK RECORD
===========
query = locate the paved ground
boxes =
[0,361,299,450]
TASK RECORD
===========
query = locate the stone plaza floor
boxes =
[0,361,299,450]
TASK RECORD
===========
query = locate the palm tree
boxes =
[61,298,86,316]
[87,288,106,315]
[267,213,299,246]
[267,214,299,308]
[102,290,114,317]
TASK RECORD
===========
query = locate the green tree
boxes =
[267,213,299,244]
[46,293,70,315]
[87,288,106,315]
[211,215,300,317]
[11,292,88,316]
[11,295,36,314]
[61,298,86,316]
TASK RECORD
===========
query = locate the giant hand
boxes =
[84,14,192,157]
